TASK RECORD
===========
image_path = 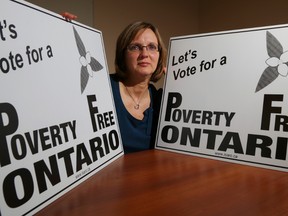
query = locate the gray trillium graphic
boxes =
[73,26,103,94]
[255,31,288,92]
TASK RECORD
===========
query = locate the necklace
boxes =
[124,85,147,110]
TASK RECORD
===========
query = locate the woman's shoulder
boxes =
[149,83,162,97]
[149,84,163,109]
[109,73,120,88]
[109,73,118,82]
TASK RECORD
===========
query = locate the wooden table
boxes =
[36,149,288,216]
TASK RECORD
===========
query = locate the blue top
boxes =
[110,74,162,153]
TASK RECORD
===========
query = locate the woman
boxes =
[110,21,167,153]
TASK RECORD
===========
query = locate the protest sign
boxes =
[0,0,123,215]
[156,23,288,172]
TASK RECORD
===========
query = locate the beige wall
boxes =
[26,0,93,27]
[199,0,288,33]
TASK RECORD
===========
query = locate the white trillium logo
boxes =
[79,51,94,77]
[265,50,288,77]
[256,31,287,92]
[73,26,103,93]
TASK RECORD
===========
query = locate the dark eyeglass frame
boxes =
[127,43,160,53]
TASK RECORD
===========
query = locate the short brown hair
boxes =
[114,21,167,82]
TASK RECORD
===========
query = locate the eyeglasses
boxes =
[127,43,159,53]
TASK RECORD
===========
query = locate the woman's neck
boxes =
[122,76,150,96]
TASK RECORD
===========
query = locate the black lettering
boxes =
[203,129,223,150]
[39,127,51,151]
[11,134,27,160]
[161,125,179,143]
[275,137,288,160]
[25,131,39,154]
[261,94,283,130]
[180,127,201,147]
[165,92,182,121]
[89,137,104,161]
[34,155,61,193]
[87,95,99,132]
[246,134,272,158]
[218,132,244,154]
[76,143,92,171]
[0,103,18,167]
[49,125,62,147]
[3,168,34,208]
[58,147,75,177]
[108,130,119,150]
[274,115,288,131]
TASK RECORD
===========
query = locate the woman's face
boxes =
[125,28,160,81]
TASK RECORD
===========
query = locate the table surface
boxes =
[36,149,288,216]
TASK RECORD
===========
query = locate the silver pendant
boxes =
[134,104,140,109]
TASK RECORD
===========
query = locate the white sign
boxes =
[0,0,123,215]
[156,23,288,172]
